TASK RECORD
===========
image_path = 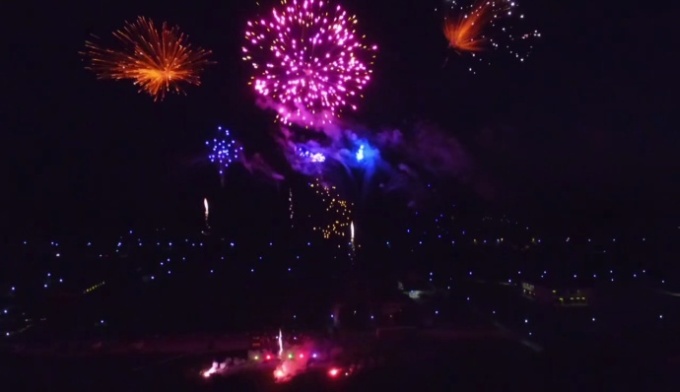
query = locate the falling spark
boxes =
[310,178,353,240]
[289,188,294,229]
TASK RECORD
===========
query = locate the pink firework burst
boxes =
[243,0,377,129]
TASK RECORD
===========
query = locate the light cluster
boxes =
[441,0,540,73]
[309,178,352,239]
[82,16,213,100]
[206,126,244,178]
[298,147,326,163]
[243,0,377,128]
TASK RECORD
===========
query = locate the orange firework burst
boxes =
[441,0,540,72]
[443,1,497,53]
[82,16,213,101]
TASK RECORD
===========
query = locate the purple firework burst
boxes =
[243,0,377,129]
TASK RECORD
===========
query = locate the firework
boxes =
[298,147,326,163]
[441,0,540,72]
[206,126,244,182]
[82,16,213,100]
[243,0,377,128]
[310,178,352,239]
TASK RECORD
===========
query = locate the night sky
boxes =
[4,0,678,237]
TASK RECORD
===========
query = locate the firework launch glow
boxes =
[82,16,213,100]
[243,0,377,128]
[440,0,540,73]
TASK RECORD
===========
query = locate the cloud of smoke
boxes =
[253,96,479,204]
[239,152,285,182]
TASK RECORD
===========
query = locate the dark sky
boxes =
[3,0,678,236]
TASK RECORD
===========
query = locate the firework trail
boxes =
[289,188,295,228]
[206,126,244,186]
[440,0,540,72]
[82,16,213,100]
[243,0,377,129]
[203,198,210,229]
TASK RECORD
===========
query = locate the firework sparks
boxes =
[310,178,352,240]
[441,0,540,72]
[243,0,377,128]
[298,147,327,163]
[82,16,213,100]
[206,126,244,184]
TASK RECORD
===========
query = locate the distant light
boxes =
[100,320,105,324]
[524,319,528,324]
[5,332,9,337]
[434,310,439,315]
[43,284,48,289]
[3,309,7,314]
[151,276,155,280]
[11,287,15,291]
[312,353,318,358]
[251,269,255,273]
[59,278,63,283]
[328,368,340,377]
[47,273,51,277]
[659,314,663,319]
[592,317,596,322]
